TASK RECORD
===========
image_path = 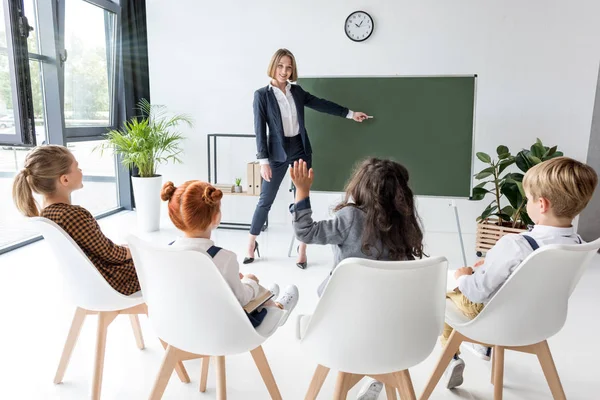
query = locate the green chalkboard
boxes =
[298,76,475,197]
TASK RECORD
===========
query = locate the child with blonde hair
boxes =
[12,145,140,295]
[442,157,597,390]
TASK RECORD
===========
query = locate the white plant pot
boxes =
[131,175,162,232]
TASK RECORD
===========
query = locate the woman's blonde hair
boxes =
[523,156,598,219]
[12,145,74,217]
[267,48,298,82]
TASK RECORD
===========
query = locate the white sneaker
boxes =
[267,283,280,298]
[274,285,299,326]
[461,342,492,361]
[444,357,465,389]
[356,378,383,400]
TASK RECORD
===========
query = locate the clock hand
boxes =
[354,23,360,27]
[359,20,364,27]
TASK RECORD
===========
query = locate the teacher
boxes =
[244,48,369,269]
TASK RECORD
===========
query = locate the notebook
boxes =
[243,285,275,314]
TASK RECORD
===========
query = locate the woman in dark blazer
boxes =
[244,48,369,268]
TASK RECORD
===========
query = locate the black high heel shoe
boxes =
[243,241,260,264]
[296,245,307,270]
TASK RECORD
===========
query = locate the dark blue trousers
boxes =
[250,135,311,235]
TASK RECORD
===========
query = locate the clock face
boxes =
[345,11,374,42]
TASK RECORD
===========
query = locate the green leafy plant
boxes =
[98,99,193,177]
[235,178,242,186]
[472,139,564,228]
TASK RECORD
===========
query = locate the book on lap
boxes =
[243,285,275,314]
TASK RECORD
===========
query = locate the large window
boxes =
[64,0,117,130]
[0,0,129,254]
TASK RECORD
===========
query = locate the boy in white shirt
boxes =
[442,157,598,389]
[359,157,598,400]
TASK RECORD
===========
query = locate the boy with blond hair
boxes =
[437,157,598,390]
[358,157,597,399]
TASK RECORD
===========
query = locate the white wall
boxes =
[146,0,600,233]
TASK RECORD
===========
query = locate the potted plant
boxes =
[472,138,563,255]
[99,99,192,232]
[234,178,242,193]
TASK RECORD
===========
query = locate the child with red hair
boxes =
[161,180,299,325]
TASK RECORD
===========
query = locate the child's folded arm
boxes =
[222,252,259,306]
[290,198,354,245]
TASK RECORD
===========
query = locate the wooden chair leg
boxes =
[394,370,416,400]
[333,372,352,400]
[149,345,181,400]
[493,346,505,400]
[304,364,330,400]
[199,356,210,392]
[91,311,118,400]
[250,346,282,400]
[215,356,227,400]
[54,307,87,384]
[420,330,464,400]
[534,341,567,400]
[158,338,190,383]
[129,314,145,350]
[385,384,398,400]
[491,349,495,385]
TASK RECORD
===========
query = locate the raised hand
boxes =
[289,159,314,201]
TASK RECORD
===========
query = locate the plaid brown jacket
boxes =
[41,203,140,296]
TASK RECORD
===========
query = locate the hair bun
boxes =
[161,181,177,201]
[202,185,223,206]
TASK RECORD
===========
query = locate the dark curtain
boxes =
[122,0,150,119]
[121,0,150,203]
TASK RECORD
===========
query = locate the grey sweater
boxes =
[291,197,391,296]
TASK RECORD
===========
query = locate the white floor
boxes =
[1,211,599,399]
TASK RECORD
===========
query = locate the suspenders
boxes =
[206,246,222,258]
[168,241,222,258]
[521,235,539,251]
[521,234,582,251]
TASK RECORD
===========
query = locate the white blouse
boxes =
[258,82,354,165]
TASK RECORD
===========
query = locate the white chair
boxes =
[30,217,189,400]
[296,256,448,400]
[421,238,600,400]
[127,235,287,400]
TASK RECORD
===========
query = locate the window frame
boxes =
[0,0,36,146]
[59,0,122,139]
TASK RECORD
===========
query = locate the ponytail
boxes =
[12,169,40,217]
